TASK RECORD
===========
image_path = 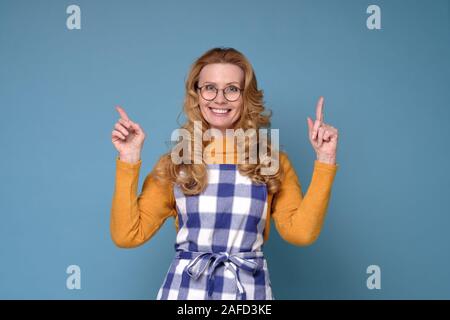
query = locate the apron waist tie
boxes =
[176,250,264,300]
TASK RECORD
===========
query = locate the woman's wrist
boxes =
[118,152,141,164]
[316,153,336,165]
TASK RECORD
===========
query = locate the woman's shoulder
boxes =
[146,152,174,186]
[278,150,293,171]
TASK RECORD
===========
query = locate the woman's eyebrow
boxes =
[203,81,241,85]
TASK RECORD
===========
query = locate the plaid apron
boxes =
[156,164,274,300]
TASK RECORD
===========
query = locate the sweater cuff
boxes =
[314,160,339,173]
[116,156,142,169]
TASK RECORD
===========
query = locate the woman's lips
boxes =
[208,107,231,116]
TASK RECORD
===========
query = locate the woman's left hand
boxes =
[307,96,339,165]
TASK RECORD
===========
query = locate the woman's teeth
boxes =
[209,107,231,114]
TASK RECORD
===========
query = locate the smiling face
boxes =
[197,63,244,134]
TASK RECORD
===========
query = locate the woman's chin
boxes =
[206,117,234,129]
[209,122,230,131]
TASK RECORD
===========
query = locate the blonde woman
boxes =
[110,47,339,300]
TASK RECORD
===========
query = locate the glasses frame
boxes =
[196,83,242,102]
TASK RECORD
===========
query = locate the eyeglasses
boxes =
[196,83,242,102]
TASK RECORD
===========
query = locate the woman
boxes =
[110,47,339,300]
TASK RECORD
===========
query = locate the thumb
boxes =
[128,120,142,134]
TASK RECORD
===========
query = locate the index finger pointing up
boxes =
[116,105,130,121]
[316,96,324,123]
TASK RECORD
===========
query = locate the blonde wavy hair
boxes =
[151,47,284,195]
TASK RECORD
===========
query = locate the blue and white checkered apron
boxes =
[156,164,274,300]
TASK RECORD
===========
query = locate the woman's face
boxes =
[197,63,244,134]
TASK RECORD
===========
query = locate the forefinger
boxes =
[315,96,324,123]
[116,105,130,121]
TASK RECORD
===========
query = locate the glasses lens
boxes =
[224,86,240,101]
[200,85,217,100]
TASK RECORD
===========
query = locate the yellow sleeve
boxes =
[110,156,176,248]
[270,152,339,246]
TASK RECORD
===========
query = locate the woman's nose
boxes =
[214,89,227,104]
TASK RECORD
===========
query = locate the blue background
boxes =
[1,0,449,299]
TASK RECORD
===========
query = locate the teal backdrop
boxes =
[0,0,449,299]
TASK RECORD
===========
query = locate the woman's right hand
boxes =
[111,106,146,163]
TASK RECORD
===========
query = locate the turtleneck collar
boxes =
[204,135,240,164]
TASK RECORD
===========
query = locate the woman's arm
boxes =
[271,152,339,246]
[110,156,176,248]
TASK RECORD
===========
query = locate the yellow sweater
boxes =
[110,137,339,248]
